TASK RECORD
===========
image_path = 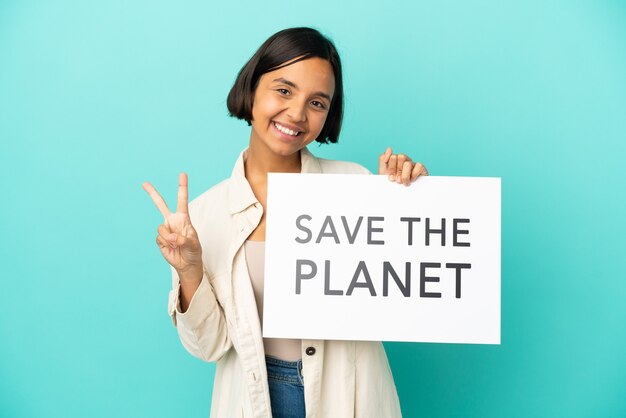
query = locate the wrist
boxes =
[177,265,203,283]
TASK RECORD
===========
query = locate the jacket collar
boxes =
[227,146,322,215]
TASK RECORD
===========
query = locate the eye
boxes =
[276,88,290,95]
[311,100,326,109]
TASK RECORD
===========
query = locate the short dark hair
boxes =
[227,27,344,144]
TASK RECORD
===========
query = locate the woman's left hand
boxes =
[378,147,429,186]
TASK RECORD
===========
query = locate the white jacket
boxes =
[168,147,402,418]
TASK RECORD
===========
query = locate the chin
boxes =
[268,141,306,157]
[268,135,313,155]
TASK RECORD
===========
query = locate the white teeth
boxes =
[274,122,300,136]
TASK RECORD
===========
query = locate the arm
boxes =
[143,173,232,363]
[168,267,232,362]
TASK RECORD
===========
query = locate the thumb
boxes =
[167,232,186,248]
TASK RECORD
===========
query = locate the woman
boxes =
[143,27,427,418]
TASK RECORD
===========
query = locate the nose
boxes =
[287,98,307,122]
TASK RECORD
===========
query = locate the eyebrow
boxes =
[272,77,332,102]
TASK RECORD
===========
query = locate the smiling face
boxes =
[249,56,335,158]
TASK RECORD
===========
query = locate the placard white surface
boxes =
[264,174,500,344]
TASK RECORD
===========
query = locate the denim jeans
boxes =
[265,355,305,418]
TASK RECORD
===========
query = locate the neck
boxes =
[245,141,302,178]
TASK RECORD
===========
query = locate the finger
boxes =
[177,172,189,214]
[411,162,428,182]
[174,231,187,248]
[158,224,186,249]
[387,155,397,180]
[156,235,169,249]
[401,161,413,186]
[395,154,408,182]
[142,182,171,219]
[157,224,173,244]
[378,147,392,174]
[156,235,174,256]
[157,232,176,248]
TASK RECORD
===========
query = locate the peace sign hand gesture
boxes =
[142,173,203,282]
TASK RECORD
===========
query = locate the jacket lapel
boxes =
[225,146,323,331]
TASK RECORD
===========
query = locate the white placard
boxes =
[264,174,500,344]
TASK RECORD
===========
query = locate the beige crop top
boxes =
[244,240,302,361]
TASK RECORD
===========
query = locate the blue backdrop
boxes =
[1,0,625,417]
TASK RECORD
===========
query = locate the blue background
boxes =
[1,0,625,417]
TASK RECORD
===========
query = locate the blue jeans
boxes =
[265,355,305,418]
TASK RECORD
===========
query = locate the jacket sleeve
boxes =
[167,266,232,362]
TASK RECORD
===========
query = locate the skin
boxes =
[142,56,428,312]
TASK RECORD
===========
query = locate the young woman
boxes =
[143,27,428,418]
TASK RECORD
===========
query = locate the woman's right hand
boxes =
[142,173,203,281]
